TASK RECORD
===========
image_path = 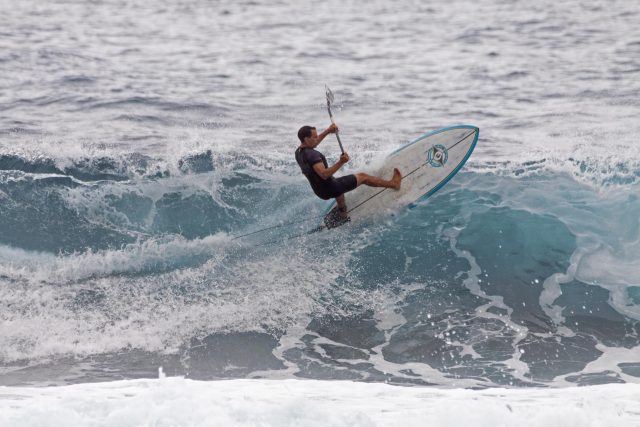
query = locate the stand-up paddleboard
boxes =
[323,125,479,229]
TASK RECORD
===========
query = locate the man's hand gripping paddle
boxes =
[325,85,345,154]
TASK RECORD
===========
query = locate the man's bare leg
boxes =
[333,169,401,220]
[330,194,349,222]
[355,168,402,190]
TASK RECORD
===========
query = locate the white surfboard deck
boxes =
[323,125,479,227]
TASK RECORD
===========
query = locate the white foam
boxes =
[560,344,640,385]
[575,240,640,321]
[0,230,371,362]
[0,233,232,283]
[1,378,639,426]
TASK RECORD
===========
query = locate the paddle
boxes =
[325,85,345,154]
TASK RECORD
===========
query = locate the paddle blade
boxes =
[325,85,335,106]
[324,85,344,153]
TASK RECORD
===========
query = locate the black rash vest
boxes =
[295,146,357,200]
[295,147,329,197]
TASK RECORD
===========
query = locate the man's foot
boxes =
[338,205,349,219]
[391,168,402,190]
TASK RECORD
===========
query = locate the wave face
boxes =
[1,156,638,388]
[1,0,639,388]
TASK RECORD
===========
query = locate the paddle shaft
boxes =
[326,98,345,154]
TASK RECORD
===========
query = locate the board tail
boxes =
[323,206,351,229]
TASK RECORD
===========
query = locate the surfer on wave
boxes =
[295,124,402,219]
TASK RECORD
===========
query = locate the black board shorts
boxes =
[315,174,358,200]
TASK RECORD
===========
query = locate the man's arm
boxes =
[316,123,338,146]
[312,152,350,180]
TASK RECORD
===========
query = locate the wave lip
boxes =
[0,233,231,284]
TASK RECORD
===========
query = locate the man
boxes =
[295,124,401,222]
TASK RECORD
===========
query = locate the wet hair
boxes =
[298,125,316,143]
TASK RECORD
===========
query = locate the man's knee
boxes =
[355,173,369,186]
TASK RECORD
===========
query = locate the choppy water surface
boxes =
[1,0,639,387]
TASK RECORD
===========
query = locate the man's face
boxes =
[305,129,319,147]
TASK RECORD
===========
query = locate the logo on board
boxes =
[427,145,448,167]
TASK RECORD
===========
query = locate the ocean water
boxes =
[1,0,639,400]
